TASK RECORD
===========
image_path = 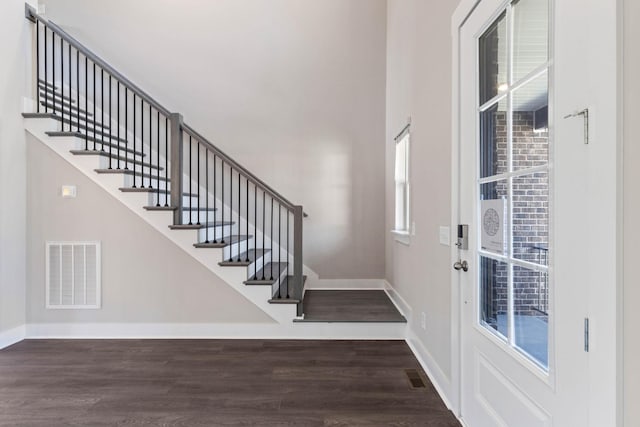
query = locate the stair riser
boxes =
[197,225,234,242]
[71,140,143,158]
[182,210,217,224]
[122,174,169,189]
[98,156,163,173]
[223,239,250,260]
[223,251,271,268]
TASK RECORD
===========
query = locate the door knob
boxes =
[453,260,469,272]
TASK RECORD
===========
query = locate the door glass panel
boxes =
[479,12,507,105]
[512,73,548,172]
[476,0,550,371]
[513,0,549,81]
[480,255,508,340]
[512,171,548,263]
[480,101,508,178]
[513,265,549,368]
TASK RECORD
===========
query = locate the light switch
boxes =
[439,226,450,246]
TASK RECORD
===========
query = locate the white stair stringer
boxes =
[25,116,297,324]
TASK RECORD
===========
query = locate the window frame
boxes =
[392,125,411,245]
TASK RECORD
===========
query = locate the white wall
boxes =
[40,0,387,280]
[385,0,459,398]
[623,0,639,424]
[26,135,274,325]
[0,0,34,342]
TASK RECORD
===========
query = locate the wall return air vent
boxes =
[46,241,101,309]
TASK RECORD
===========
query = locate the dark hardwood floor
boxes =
[296,290,407,322]
[0,339,459,426]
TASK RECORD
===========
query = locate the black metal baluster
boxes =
[132,94,137,187]
[164,117,168,206]
[286,210,290,298]
[51,32,55,115]
[68,42,71,131]
[44,26,47,113]
[148,105,152,188]
[197,141,200,225]
[261,191,266,280]
[92,63,96,149]
[140,100,144,187]
[108,74,112,168]
[117,81,120,169]
[188,135,192,224]
[60,35,63,127]
[36,21,39,113]
[237,171,241,262]
[124,88,128,169]
[157,110,161,203]
[213,155,217,243]
[245,178,249,262]
[254,184,257,269]
[205,150,209,242]
[84,55,88,149]
[229,166,233,262]
[76,49,79,133]
[277,204,281,298]
[101,69,104,151]
[221,161,225,244]
[270,197,274,281]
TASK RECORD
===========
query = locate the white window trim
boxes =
[392,123,411,245]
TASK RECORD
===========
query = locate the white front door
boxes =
[456,0,599,425]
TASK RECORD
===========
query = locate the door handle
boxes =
[453,260,469,272]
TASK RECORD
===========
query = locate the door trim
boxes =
[450,0,481,417]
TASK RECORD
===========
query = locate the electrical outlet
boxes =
[420,312,426,330]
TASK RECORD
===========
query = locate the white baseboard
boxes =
[383,280,412,319]
[405,328,453,410]
[304,278,386,290]
[383,280,459,422]
[26,321,406,340]
[0,325,26,350]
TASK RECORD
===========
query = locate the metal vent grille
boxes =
[46,241,101,309]
[405,369,426,388]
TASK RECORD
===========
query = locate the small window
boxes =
[393,128,410,243]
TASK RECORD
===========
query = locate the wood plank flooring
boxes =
[0,339,459,426]
[296,290,407,322]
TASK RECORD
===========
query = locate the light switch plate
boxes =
[439,226,450,246]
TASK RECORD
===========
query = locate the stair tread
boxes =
[40,107,103,127]
[39,90,76,104]
[40,101,93,117]
[70,150,159,169]
[118,188,194,197]
[95,169,167,178]
[144,206,217,211]
[269,275,307,303]
[38,80,57,90]
[244,262,289,285]
[47,125,127,144]
[45,131,143,156]
[219,249,270,266]
[193,235,253,248]
[169,221,234,230]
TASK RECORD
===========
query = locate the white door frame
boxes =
[450,0,624,425]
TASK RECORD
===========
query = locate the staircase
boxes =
[24,6,305,322]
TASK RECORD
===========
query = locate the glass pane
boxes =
[513,265,549,368]
[480,101,508,178]
[479,12,507,105]
[512,172,548,263]
[480,256,508,340]
[512,73,548,171]
[513,0,549,81]
[480,180,508,256]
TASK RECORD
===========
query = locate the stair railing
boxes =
[26,4,306,314]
